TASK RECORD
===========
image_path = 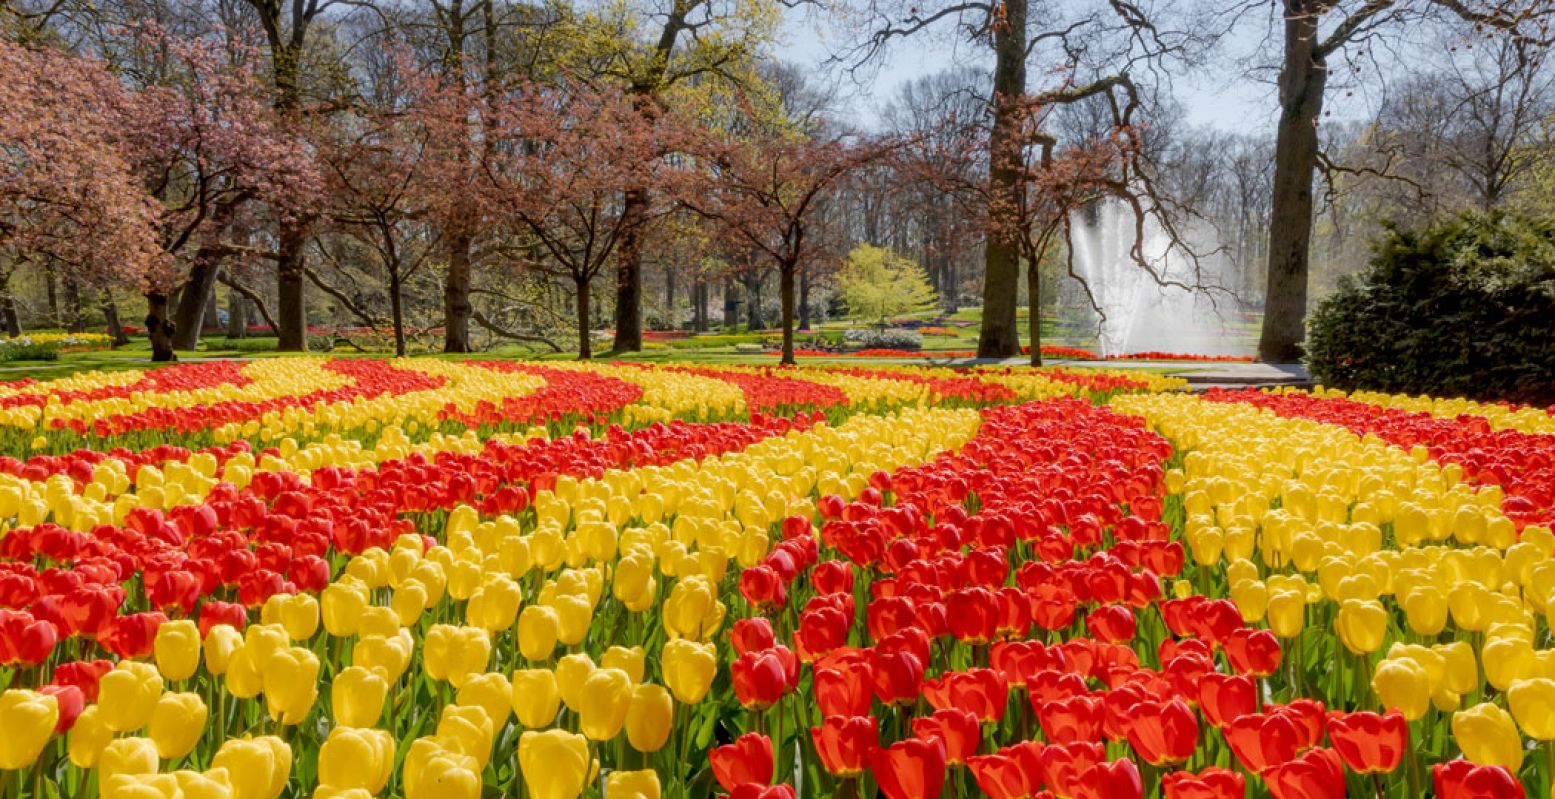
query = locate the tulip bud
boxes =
[555,653,596,710]
[625,683,673,753]
[1452,702,1523,769]
[403,739,480,799]
[154,619,202,682]
[663,640,718,704]
[148,692,208,760]
[1508,678,1555,740]
[424,625,492,689]
[518,730,590,799]
[264,646,321,725]
[98,661,164,733]
[203,624,244,676]
[456,672,513,728]
[436,704,495,770]
[578,668,633,741]
[332,666,389,728]
[99,737,159,781]
[1372,658,1430,721]
[1335,599,1387,655]
[511,669,562,729]
[261,593,319,641]
[318,727,394,794]
[211,736,292,799]
[602,646,646,683]
[467,575,522,632]
[606,769,661,799]
[68,705,113,767]
[517,606,560,662]
[0,689,58,770]
[321,583,369,637]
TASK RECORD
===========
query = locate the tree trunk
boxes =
[145,293,176,362]
[172,258,221,350]
[664,261,676,329]
[977,0,1028,359]
[575,275,592,360]
[62,275,84,332]
[723,277,738,327]
[612,187,648,352]
[275,222,308,351]
[44,266,59,328]
[1,273,21,337]
[1258,2,1326,363]
[744,272,764,330]
[799,265,811,331]
[102,293,128,346]
[228,293,249,338]
[390,271,407,358]
[445,231,474,352]
[780,262,796,365]
[1027,249,1043,367]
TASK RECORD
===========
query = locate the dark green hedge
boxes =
[1306,211,1555,405]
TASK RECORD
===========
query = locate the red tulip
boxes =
[1071,758,1143,799]
[1223,629,1281,677]
[1264,747,1344,799]
[51,659,112,702]
[1432,760,1527,799]
[813,560,854,595]
[1027,670,1089,706]
[871,650,924,707]
[1223,711,1303,773]
[871,736,947,799]
[926,668,1008,723]
[97,611,167,659]
[947,587,1000,644]
[731,618,777,656]
[911,708,980,766]
[709,733,774,792]
[0,609,58,666]
[197,601,247,637]
[995,587,1031,638]
[1197,673,1257,728]
[796,606,850,663]
[739,565,787,611]
[730,786,796,799]
[1126,698,1199,767]
[1085,605,1135,643]
[1326,710,1407,774]
[39,683,83,732]
[811,716,877,777]
[1029,584,1077,631]
[967,753,1032,799]
[1038,741,1105,797]
[814,661,874,717]
[1161,767,1246,799]
[731,650,789,711]
[1270,699,1326,748]
[1039,694,1104,745]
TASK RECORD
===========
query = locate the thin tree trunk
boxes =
[799,265,811,331]
[44,266,59,328]
[977,0,1027,358]
[102,293,128,346]
[1258,1,1326,363]
[390,270,407,358]
[780,262,796,365]
[62,275,83,332]
[145,293,176,362]
[172,258,221,350]
[1027,248,1043,367]
[1,273,21,337]
[723,277,738,327]
[228,293,249,338]
[444,232,474,352]
[613,187,648,351]
[744,272,764,330]
[575,275,592,360]
[663,262,675,329]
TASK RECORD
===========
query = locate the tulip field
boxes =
[2,358,1555,799]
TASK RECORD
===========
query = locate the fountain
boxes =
[1067,199,1251,358]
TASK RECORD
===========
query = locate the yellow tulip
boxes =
[424,625,492,688]
[518,730,590,799]
[1401,588,1448,636]
[1483,637,1535,691]
[321,582,369,637]
[100,737,160,781]
[154,619,203,682]
[1435,641,1479,695]
[102,773,182,799]
[1266,589,1305,638]
[663,576,725,641]
[264,646,321,725]
[1508,678,1555,740]
[99,660,165,733]
[578,668,633,741]
[148,692,208,760]
[332,666,389,728]
[468,574,523,632]
[1335,599,1388,655]
[436,704,496,770]
[602,646,646,683]
[402,739,480,799]
[549,594,593,646]
[663,639,718,704]
[1453,702,1523,769]
[202,624,244,676]
[456,672,513,728]
[318,727,394,793]
[69,705,114,768]
[353,632,413,682]
[606,769,662,799]
[625,683,673,752]
[211,736,292,799]
[511,669,562,729]
[392,579,430,627]
[1230,579,1267,622]
[261,592,319,640]
[173,769,234,799]
[613,554,657,612]
[555,653,596,710]
[1372,658,1431,721]
[518,605,560,662]
[0,689,58,770]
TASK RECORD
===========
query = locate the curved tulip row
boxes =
[1118,390,1555,798]
[1300,387,1555,436]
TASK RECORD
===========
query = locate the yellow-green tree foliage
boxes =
[838,244,938,324]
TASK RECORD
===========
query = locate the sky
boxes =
[775,4,1282,134]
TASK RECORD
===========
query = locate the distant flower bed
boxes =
[769,345,1253,362]
[0,332,114,361]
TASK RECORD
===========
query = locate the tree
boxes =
[847,0,1196,358]
[483,78,669,359]
[681,116,894,364]
[836,244,937,325]
[0,38,170,342]
[1254,0,1553,363]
